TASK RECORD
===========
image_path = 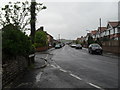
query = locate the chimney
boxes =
[40,26,44,31]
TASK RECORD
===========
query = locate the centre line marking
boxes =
[70,74,82,80]
[59,68,67,72]
[88,83,104,90]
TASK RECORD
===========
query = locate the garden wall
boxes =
[36,46,53,52]
[2,56,29,87]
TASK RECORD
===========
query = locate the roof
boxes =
[77,38,81,40]
[108,21,120,27]
[98,27,107,32]
[91,30,97,35]
[46,32,53,38]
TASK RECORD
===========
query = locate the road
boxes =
[14,45,118,89]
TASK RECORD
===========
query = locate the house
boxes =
[46,33,54,47]
[105,21,120,40]
[85,33,91,41]
[98,27,107,38]
[36,26,54,47]
[90,30,97,40]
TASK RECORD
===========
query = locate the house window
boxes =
[115,28,118,34]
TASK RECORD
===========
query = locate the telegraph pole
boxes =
[30,0,36,44]
[100,18,101,38]
[58,34,60,43]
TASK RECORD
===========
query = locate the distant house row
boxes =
[77,21,120,54]
[92,21,120,41]
[77,21,120,43]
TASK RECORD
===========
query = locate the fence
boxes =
[102,40,120,54]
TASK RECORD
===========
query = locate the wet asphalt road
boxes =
[15,45,118,89]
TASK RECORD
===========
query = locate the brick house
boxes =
[36,26,54,47]
[46,33,54,47]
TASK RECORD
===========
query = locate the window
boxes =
[115,28,118,33]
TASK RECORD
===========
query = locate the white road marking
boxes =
[59,68,67,72]
[51,64,57,68]
[36,72,43,82]
[70,74,82,80]
[50,59,104,90]
[88,83,104,90]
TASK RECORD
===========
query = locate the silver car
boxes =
[88,43,103,55]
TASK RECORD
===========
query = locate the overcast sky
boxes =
[0,0,119,40]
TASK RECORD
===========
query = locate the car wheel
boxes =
[99,51,103,55]
[90,50,93,54]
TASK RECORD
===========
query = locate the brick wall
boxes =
[36,46,53,52]
[2,56,28,87]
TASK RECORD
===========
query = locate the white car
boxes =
[71,44,76,48]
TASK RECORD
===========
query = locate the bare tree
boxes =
[0,1,46,32]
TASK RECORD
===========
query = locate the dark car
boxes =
[55,44,61,49]
[88,43,103,55]
[76,44,82,49]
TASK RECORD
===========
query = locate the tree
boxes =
[0,1,46,32]
[95,38,102,46]
[75,40,79,44]
[87,35,94,46]
[34,31,48,48]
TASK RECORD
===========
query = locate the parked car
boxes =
[76,44,82,49]
[88,43,103,55]
[55,44,61,49]
[70,44,76,48]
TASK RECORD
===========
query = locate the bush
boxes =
[34,31,48,47]
[2,24,33,59]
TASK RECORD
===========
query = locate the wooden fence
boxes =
[102,40,120,54]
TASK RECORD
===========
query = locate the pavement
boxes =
[34,52,48,69]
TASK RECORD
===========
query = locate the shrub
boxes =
[34,31,48,47]
[2,24,33,60]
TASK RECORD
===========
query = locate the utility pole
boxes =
[100,18,101,38]
[58,34,60,43]
[30,0,36,44]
